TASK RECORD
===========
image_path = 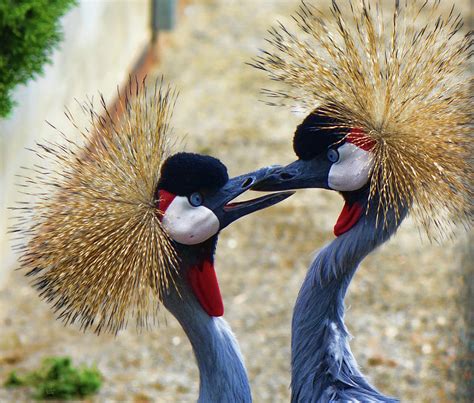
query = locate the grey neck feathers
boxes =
[163,271,251,403]
[291,197,407,402]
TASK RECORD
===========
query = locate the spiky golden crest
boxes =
[11,80,179,334]
[253,0,472,237]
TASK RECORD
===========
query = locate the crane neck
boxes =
[163,244,251,403]
[291,192,407,401]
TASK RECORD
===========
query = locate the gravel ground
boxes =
[1,1,472,402]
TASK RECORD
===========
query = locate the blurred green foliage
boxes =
[4,356,102,400]
[0,0,76,117]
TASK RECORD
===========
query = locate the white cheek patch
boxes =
[162,196,220,245]
[328,142,374,191]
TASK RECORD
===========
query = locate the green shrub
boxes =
[4,356,102,400]
[0,0,76,117]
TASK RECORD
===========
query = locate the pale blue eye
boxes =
[189,192,203,207]
[327,148,340,163]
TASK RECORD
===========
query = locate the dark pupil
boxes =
[189,192,203,207]
[327,148,339,163]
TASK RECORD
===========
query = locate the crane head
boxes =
[253,111,376,236]
[156,152,293,317]
[156,152,293,245]
[254,111,375,194]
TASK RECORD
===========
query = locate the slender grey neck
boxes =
[163,243,251,403]
[291,192,407,402]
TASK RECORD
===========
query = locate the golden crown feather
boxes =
[11,79,180,334]
[253,0,472,238]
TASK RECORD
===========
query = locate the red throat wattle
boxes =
[334,201,364,236]
[333,127,372,236]
[188,260,224,317]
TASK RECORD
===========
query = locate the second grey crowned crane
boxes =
[252,0,471,401]
[257,112,404,402]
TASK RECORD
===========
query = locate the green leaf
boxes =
[4,371,25,387]
[0,0,77,117]
[3,356,102,400]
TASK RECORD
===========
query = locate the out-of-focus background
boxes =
[1,0,472,401]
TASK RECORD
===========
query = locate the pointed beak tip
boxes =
[251,159,330,192]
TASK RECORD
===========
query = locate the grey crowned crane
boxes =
[155,152,292,402]
[11,80,292,402]
[252,0,472,401]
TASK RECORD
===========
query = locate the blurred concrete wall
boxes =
[0,0,150,290]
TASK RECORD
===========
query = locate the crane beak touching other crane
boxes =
[251,158,332,192]
[156,153,293,317]
[252,113,375,194]
[251,112,376,236]
[210,168,295,230]
[157,157,294,246]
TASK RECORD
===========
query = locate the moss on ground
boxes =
[4,356,101,400]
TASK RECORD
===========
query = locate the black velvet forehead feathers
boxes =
[158,152,229,195]
[293,112,348,160]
